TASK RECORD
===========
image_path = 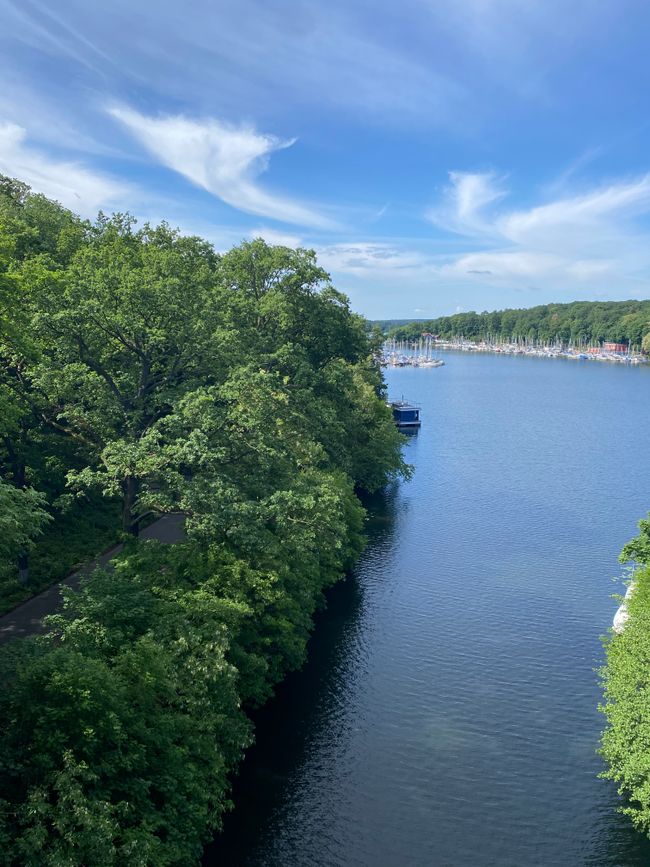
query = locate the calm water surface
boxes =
[206,353,650,866]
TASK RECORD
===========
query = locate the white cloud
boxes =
[247,226,303,248]
[0,121,133,215]
[427,169,650,294]
[427,171,507,236]
[317,242,432,276]
[441,249,628,294]
[109,106,335,229]
[443,250,564,280]
[499,175,650,246]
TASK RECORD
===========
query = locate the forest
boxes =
[387,300,650,348]
[0,176,408,865]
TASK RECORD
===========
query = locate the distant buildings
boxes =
[587,342,629,354]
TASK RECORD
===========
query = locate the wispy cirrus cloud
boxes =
[0,121,133,214]
[427,169,650,292]
[3,0,111,75]
[427,170,507,237]
[109,106,337,229]
[499,175,650,247]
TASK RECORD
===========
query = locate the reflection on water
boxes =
[205,491,400,865]
[207,354,650,867]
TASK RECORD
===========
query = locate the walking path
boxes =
[0,514,186,646]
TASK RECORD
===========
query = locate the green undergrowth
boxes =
[0,497,121,615]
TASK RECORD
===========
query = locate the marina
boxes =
[382,333,446,368]
[382,336,648,367]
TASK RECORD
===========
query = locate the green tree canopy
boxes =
[0,178,408,865]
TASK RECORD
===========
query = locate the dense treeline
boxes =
[0,177,407,864]
[371,318,425,332]
[388,301,650,349]
[601,516,650,835]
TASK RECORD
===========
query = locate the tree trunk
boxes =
[13,458,30,583]
[18,552,29,586]
[122,476,140,536]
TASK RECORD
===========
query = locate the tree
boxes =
[642,332,650,355]
[0,480,51,583]
[0,176,93,585]
[600,563,650,835]
[26,217,223,533]
[620,513,650,566]
[0,183,408,866]
[0,563,251,864]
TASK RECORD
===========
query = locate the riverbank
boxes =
[205,354,650,866]
[602,558,650,836]
[0,182,408,867]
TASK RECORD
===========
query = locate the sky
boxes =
[2,0,650,318]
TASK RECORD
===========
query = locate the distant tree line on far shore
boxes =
[383,300,650,350]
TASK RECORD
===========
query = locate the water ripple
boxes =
[207,354,650,867]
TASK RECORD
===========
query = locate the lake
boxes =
[206,352,650,866]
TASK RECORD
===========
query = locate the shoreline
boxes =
[383,339,648,367]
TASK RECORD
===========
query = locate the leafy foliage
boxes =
[619,514,650,566]
[0,480,51,563]
[600,513,650,834]
[0,177,407,865]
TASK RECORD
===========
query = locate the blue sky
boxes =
[2,0,650,318]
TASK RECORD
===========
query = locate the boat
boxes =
[388,399,421,429]
[613,581,635,634]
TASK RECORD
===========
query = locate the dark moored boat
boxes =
[388,399,421,429]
